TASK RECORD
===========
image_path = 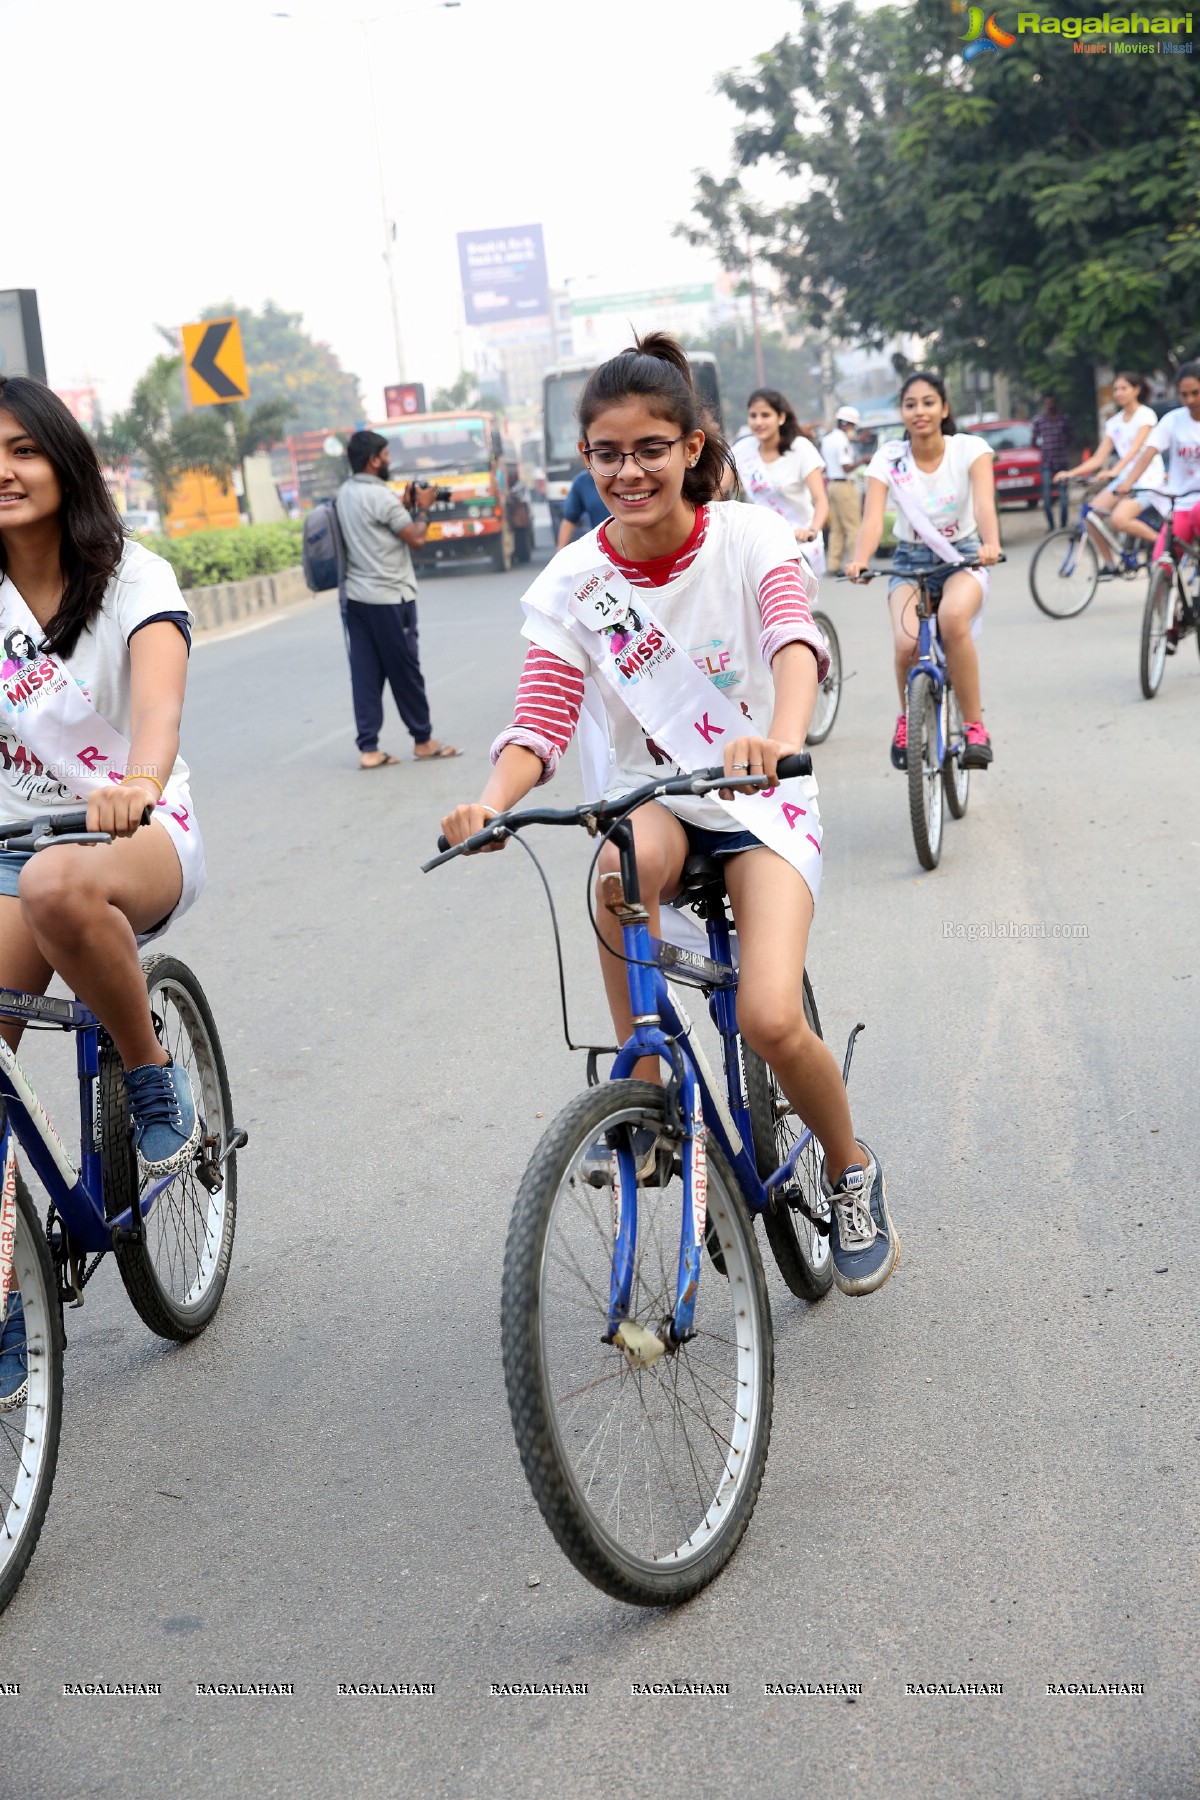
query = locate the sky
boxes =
[4,0,807,419]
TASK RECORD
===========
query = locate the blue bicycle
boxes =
[425,755,863,1605]
[1029,484,1148,619]
[0,809,246,1613]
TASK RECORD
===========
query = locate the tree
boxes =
[683,323,825,421]
[430,371,482,412]
[694,0,1200,390]
[97,356,226,524]
[173,396,298,516]
[198,300,364,430]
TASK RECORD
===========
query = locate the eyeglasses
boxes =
[581,437,685,477]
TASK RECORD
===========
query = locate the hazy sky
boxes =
[5,0,806,418]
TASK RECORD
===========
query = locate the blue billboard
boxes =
[457,224,549,326]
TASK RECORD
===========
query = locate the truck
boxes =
[542,353,722,539]
[372,409,516,573]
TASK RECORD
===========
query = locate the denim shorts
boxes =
[682,822,761,860]
[888,534,982,601]
[0,849,32,898]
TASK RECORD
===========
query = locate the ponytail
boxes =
[578,331,732,503]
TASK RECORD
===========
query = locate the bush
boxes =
[141,520,304,589]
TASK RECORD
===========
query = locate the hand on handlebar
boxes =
[86,782,159,839]
[440,801,506,853]
[977,542,1002,566]
[844,559,871,582]
[720,736,798,800]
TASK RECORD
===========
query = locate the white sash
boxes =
[882,446,963,565]
[0,582,205,928]
[567,567,822,901]
[0,1136,15,1326]
[734,440,825,577]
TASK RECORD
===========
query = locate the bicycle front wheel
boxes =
[907,672,943,871]
[942,685,970,820]
[744,973,832,1302]
[805,611,842,746]
[1030,529,1099,619]
[502,1079,773,1607]
[102,955,238,1341]
[1139,565,1173,699]
[0,1156,64,1615]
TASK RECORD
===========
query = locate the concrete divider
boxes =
[189,564,331,636]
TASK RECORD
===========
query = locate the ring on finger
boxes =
[732,761,750,771]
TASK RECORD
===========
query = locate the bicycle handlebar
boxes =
[0,804,155,854]
[837,555,1006,583]
[423,753,814,872]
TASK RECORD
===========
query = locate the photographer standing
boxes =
[337,429,460,769]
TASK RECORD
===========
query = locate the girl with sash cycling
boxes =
[1056,372,1166,568]
[846,370,1000,770]
[442,334,897,1296]
[733,388,828,577]
[1114,362,1200,560]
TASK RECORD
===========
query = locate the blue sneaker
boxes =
[0,1294,27,1412]
[124,1059,201,1176]
[821,1142,898,1296]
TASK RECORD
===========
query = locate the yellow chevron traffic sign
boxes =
[182,317,249,406]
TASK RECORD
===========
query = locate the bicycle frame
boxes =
[0,987,182,1263]
[903,583,958,770]
[600,821,823,1348]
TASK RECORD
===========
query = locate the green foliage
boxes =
[97,357,219,524]
[142,521,304,590]
[198,300,363,431]
[431,371,483,412]
[683,323,825,421]
[691,0,1199,381]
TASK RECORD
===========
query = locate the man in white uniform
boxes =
[822,406,862,574]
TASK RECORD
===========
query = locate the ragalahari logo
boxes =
[960,5,1018,54]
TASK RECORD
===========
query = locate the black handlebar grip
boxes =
[437,834,450,853]
[776,751,812,780]
[141,804,155,827]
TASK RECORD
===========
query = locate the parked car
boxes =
[967,420,1041,508]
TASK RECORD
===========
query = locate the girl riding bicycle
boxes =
[1114,362,1200,553]
[441,333,897,1296]
[733,388,829,576]
[846,370,1001,771]
[0,378,205,1399]
[1056,372,1166,566]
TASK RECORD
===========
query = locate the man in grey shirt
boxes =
[337,430,459,768]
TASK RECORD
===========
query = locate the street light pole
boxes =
[358,16,406,382]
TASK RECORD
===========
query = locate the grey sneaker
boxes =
[580,1126,672,1189]
[821,1142,898,1295]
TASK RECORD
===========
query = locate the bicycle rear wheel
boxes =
[502,1079,773,1606]
[0,1155,64,1615]
[744,973,832,1302]
[1139,565,1172,699]
[906,672,943,870]
[1030,529,1098,619]
[805,611,841,746]
[101,955,238,1341]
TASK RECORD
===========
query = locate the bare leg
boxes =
[936,570,987,720]
[594,803,690,1084]
[888,582,922,704]
[16,826,183,1070]
[1111,497,1160,546]
[723,848,861,1182]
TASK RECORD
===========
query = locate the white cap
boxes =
[835,405,861,426]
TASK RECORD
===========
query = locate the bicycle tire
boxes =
[906,672,943,871]
[743,973,832,1302]
[1030,529,1099,619]
[805,612,842,746]
[101,955,238,1341]
[502,1079,773,1607]
[1139,565,1172,700]
[0,1152,64,1616]
[942,685,970,820]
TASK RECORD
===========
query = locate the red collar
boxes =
[598,504,707,587]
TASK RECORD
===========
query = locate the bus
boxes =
[542,352,721,538]
[371,410,516,573]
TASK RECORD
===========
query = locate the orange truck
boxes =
[372,410,516,574]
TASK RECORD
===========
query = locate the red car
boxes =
[967,420,1042,508]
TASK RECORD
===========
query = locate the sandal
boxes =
[413,742,462,761]
[359,751,401,770]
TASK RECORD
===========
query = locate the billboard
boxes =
[457,225,548,326]
[0,290,46,382]
[385,383,426,418]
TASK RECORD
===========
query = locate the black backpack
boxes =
[302,498,345,594]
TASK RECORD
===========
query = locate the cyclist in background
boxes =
[733,388,828,577]
[1056,373,1165,569]
[441,334,898,1296]
[846,370,1001,771]
[1113,361,1200,550]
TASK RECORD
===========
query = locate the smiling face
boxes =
[747,398,785,450]
[1112,375,1137,410]
[901,380,949,443]
[1178,374,1200,419]
[0,408,63,531]
[580,399,704,540]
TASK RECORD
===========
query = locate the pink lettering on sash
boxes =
[760,785,776,800]
[694,712,724,745]
[806,833,821,853]
[77,746,108,772]
[781,802,808,830]
[170,804,191,833]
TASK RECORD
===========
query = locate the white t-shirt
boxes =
[866,434,991,544]
[0,541,193,825]
[520,504,816,831]
[1102,404,1165,492]
[1147,406,1200,499]
[821,428,853,482]
[733,434,825,529]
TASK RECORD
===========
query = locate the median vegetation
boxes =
[140,520,304,589]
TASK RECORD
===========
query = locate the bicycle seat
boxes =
[670,853,727,908]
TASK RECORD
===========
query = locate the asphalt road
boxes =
[4,513,1198,1799]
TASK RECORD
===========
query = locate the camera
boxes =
[407,479,452,505]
